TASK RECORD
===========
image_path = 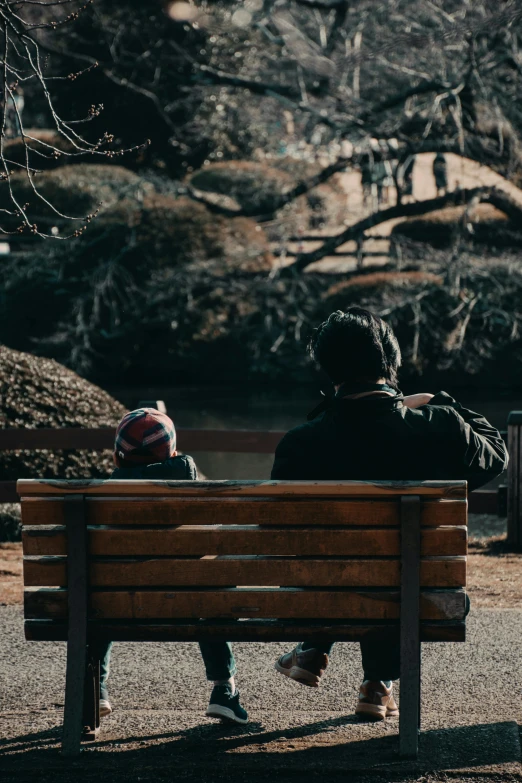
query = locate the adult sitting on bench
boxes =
[272,307,508,720]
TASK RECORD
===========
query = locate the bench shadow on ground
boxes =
[0,717,519,775]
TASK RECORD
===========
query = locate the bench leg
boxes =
[61,496,88,757]
[62,636,88,756]
[82,654,100,742]
[399,495,421,759]
[399,635,421,758]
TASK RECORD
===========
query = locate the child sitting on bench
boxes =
[90,407,248,724]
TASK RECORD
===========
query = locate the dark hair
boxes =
[309,307,402,387]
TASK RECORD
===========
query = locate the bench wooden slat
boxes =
[20,498,467,528]
[25,587,467,621]
[22,525,467,557]
[23,556,466,588]
[17,479,467,499]
[24,619,466,643]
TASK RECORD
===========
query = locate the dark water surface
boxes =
[109,385,522,481]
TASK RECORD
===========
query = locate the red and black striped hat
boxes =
[114,408,177,468]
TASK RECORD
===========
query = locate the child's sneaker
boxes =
[205,685,248,724]
[355,680,399,721]
[100,685,112,718]
[99,698,112,717]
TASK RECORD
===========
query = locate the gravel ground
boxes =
[1,605,521,782]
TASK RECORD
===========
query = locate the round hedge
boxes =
[323,271,443,310]
[98,195,274,272]
[189,160,310,241]
[190,161,294,214]
[0,164,154,221]
[3,129,77,171]
[391,204,515,248]
[0,344,126,480]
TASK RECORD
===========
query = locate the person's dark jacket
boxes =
[271,391,508,491]
[111,455,197,481]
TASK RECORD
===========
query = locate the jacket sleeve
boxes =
[428,392,509,491]
[184,455,199,480]
[271,431,305,479]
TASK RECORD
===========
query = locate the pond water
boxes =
[109,385,522,482]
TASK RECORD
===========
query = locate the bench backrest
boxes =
[19,479,467,642]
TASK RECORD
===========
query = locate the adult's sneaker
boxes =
[274,643,328,687]
[355,680,399,721]
[206,685,248,724]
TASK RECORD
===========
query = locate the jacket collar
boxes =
[335,381,398,398]
[307,383,404,421]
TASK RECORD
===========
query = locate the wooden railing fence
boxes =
[1,399,519,546]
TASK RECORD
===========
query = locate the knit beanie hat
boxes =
[114,408,177,468]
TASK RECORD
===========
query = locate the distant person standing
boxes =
[360,153,372,210]
[368,138,388,209]
[433,152,448,196]
[378,140,393,206]
[371,157,387,209]
[401,155,415,203]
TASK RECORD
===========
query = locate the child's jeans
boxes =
[89,640,237,700]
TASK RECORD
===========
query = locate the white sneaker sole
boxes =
[205,705,248,724]
[99,700,112,718]
[355,703,399,721]
[274,660,321,687]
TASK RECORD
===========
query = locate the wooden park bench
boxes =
[19,479,468,759]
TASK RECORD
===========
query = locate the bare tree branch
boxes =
[0,0,148,238]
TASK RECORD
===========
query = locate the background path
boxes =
[288,152,522,273]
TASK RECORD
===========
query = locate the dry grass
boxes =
[0,543,23,605]
[467,536,522,609]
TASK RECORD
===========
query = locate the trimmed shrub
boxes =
[189,161,310,241]
[190,161,294,213]
[99,195,274,272]
[3,129,77,171]
[323,271,443,310]
[0,505,21,542]
[0,345,126,480]
[391,203,517,249]
[0,164,154,221]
